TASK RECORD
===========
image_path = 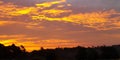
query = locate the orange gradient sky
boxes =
[0,0,120,51]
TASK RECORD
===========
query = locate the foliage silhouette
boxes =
[0,43,120,60]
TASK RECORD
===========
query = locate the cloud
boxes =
[1,1,119,30]
[32,9,120,30]
[0,21,10,26]
[0,20,120,51]
[35,0,66,8]
[0,0,120,51]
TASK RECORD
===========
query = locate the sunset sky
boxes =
[0,0,120,51]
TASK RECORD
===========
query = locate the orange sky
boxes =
[0,0,120,51]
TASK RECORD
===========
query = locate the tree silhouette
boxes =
[0,43,120,60]
[75,47,87,60]
[86,48,98,60]
[0,44,8,58]
[100,46,119,59]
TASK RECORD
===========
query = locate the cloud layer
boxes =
[0,0,120,51]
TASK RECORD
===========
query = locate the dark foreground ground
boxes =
[0,59,120,60]
[0,43,120,60]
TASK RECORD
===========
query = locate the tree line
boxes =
[0,43,120,60]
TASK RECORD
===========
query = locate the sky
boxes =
[0,0,120,51]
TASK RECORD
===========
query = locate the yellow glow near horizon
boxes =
[0,39,17,46]
[0,39,82,52]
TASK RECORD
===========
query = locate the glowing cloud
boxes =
[35,0,66,8]
[9,7,34,16]
[0,0,120,51]
[31,9,120,30]
[41,9,72,16]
